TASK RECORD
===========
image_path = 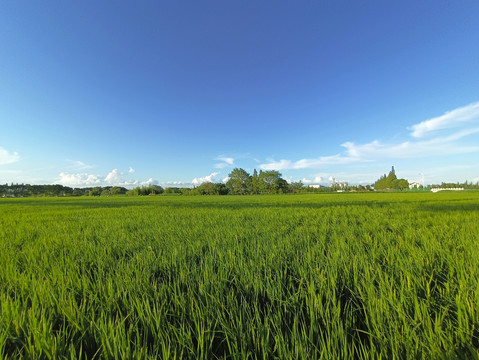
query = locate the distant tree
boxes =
[89,187,102,196]
[126,187,140,196]
[164,187,181,194]
[289,181,304,193]
[257,170,289,194]
[109,186,127,195]
[374,166,408,190]
[133,185,164,195]
[179,188,195,196]
[72,188,84,196]
[397,179,409,191]
[148,185,164,195]
[226,168,252,194]
[197,182,216,195]
[258,170,276,193]
[276,178,289,194]
[252,169,260,194]
[214,182,228,195]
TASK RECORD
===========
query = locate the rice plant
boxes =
[0,192,478,358]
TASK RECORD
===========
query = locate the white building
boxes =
[330,177,348,189]
[409,182,422,189]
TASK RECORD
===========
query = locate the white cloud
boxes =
[129,167,135,173]
[215,156,235,169]
[104,169,158,187]
[0,147,20,165]
[342,129,479,159]
[260,155,355,171]
[58,168,158,188]
[192,172,219,185]
[104,169,122,184]
[260,102,479,171]
[67,160,92,170]
[58,173,101,187]
[410,101,479,138]
[141,178,158,186]
[162,180,191,186]
[301,176,323,184]
[117,180,139,187]
[219,156,234,165]
[162,177,220,188]
[222,176,229,183]
[0,169,20,174]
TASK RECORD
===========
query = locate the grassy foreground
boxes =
[0,193,478,359]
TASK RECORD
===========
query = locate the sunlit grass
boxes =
[1,192,478,358]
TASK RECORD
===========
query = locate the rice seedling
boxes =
[0,192,478,358]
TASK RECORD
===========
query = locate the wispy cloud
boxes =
[67,160,93,170]
[0,147,20,165]
[192,172,219,185]
[129,167,135,173]
[342,128,479,159]
[0,169,21,174]
[260,155,355,171]
[410,101,479,138]
[215,156,235,169]
[260,102,479,171]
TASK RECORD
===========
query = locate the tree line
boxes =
[2,167,478,198]
[0,169,308,198]
[429,181,479,189]
[0,184,129,197]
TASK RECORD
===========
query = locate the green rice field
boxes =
[1,192,478,359]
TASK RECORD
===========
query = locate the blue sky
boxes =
[1,1,478,187]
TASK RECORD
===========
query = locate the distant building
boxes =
[431,187,464,193]
[409,182,422,189]
[330,177,348,189]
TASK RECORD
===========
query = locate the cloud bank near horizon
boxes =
[58,168,158,188]
[192,172,219,185]
[56,168,227,189]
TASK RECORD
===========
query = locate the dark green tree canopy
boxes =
[226,168,252,195]
[374,167,409,190]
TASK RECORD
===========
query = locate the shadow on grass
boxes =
[2,195,478,212]
[0,197,147,209]
[417,202,479,212]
